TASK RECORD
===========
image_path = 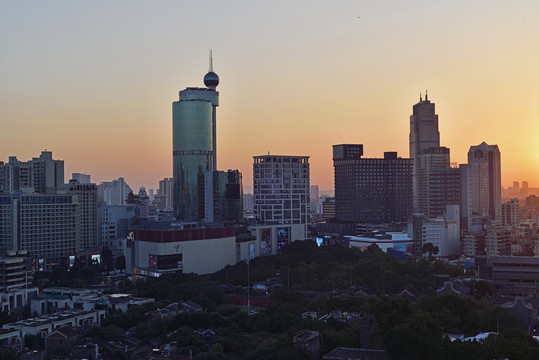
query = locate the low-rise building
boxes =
[31,288,154,315]
[125,222,236,276]
[2,309,106,337]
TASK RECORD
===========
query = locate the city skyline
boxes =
[2,1,538,191]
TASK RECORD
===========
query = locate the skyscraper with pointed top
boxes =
[409,91,440,210]
[172,52,220,220]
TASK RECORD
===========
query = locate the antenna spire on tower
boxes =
[425,89,428,101]
[209,49,213,72]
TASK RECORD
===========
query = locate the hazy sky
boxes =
[1,1,538,192]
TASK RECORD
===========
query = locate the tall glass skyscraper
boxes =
[172,58,219,220]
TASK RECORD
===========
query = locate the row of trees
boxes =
[80,240,535,359]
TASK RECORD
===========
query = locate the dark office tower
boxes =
[68,179,98,252]
[172,53,219,220]
[409,93,440,210]
[466,142,501,228]
[333,144,413,224]
[200,170,243,223]
[416,147,460,218]
[427,167,461,218]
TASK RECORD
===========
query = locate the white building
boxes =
[253,155,310,241]
[97,177,132,206]
[346,231,413,255]
[411,205,460,257]
[31,288,154,315]
[125,224,236,276]
[2,309,106,337]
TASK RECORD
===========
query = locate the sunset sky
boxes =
[1,1,538,192]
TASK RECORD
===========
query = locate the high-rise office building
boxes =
[466,142,502,230]
[173,54,219,220]
[333,144,413,224]
[409,93,440,210]
[253,155,310,227]
[67,179,97,252]
[416,147,460,218]
[201,170,243,223]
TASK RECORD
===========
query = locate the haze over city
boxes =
[1,0,538,191]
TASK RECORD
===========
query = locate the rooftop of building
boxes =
[5,309,103,329]
[253,155,309,161]
[324,347,388,360]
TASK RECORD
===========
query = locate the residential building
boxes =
[0,151,64,195]
[0,251,33,293]
[0,194,78,261]
[502,198,519,227]
[485,227,511,257]
[2,309,106,337]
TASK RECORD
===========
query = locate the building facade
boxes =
[201,170,243,223]
[0,194,78,260]
[0,151,64,195]
[466,142,502,231]
[67,179,97,252]
[155,177,174,211]
[333,144,413,224]
[253,155,310,239]
[409,93,440,210]
[416,147,460,218]
[97,177,132,206]
[172,62,219,220]
[125,224,236,276]
[501,198,519,227]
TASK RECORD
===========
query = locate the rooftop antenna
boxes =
[425,89,428,101]
[209,49,213,72]
[420,93,422,101]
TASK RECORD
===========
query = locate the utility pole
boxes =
[247,261,250,312]
[287,265,290,291]
[381,253,385,293]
